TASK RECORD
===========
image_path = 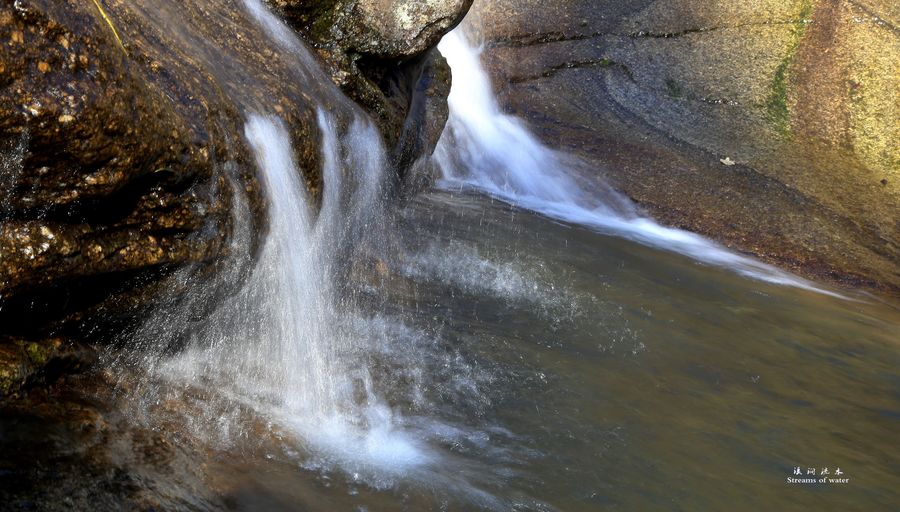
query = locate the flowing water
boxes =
[2,4,899,512]
[434,30,844,297]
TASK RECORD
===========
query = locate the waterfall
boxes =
[131,112,434,489]
[119,0,443,490]
[130,109,507,503]
[435,30,843,298]
[237,113,430,482]
[117,1,841,503]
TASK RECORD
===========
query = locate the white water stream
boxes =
[145,111,450,489]
[156,112,503,502]
[435,30,843,298]
[122,3,522,503]
[124,0,440,492]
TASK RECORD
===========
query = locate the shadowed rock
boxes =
[266,0,472,191]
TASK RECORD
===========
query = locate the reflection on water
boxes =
[3,190,898,511]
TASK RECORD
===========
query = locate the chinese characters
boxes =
[788,466,849,485]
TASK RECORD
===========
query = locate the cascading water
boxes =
[234,114,430,479]
[135,111,441,486]
[6,3,900,510]
[119,0,441,491]
[435,29,843,298]
[119,3,512,503]
[113,0,858,506]
[124,8,841,496]
[128,108,509,503]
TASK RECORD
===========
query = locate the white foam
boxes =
[435,30,845,299]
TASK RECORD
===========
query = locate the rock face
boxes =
[468,0,899,294]
[0,0,240,345]
[271,0,473,58]
[0,0,465,396]
[266,0,472,190]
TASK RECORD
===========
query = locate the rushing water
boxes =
[119,1,518,501]
[118,0,439,493]
[119,16,899,505]
[2,3,899,511]
[434,30,844,297]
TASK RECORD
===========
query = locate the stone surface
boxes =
[0,372,225,509]
[0,337,94,398]
[269,0,472,58]
[467,0,899,295]
[0,0,460,391]
[1,0,237,341]
[266,0,471,191]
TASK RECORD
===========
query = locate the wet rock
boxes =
[268,0,472,59]
[468,0,900,295]
[0,0,466,391]
[267,0,471,192]
[0,372,226,509]
[0,0,245,342]
[0,337,95,399]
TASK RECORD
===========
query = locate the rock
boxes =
[0,0,460,362]
[266,0,472,192]
[467,0,900,295]
[345,0,475,58]
[0,0,238,340]
[268,0,472,58]
[0,337,95,399]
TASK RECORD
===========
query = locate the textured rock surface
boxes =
[468,0,899,295]
[267,0,471,190]
[0,337,94,398]
[1,0,238,342]
[0,0,461,392]
[268,0,472,58]
[0,372,226,508]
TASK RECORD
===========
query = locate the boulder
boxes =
[468,0,899,295]
[267,0,472,59]
[0,0,462,393]
[266,0,472,192]
[0,0,239,340]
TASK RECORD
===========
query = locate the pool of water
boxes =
[383,191,900,510]
[2,191,898,511]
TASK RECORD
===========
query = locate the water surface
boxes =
[148,190,900,510]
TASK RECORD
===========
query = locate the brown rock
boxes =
[266,0,472,193]
[467,0,900,296]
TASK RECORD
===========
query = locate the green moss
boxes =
[766,60,791,130]
[598,58,614,68]
[25,342,50,366]
[765,0,813,134]
[0,369,13,395]
[300,0,344,43]
[0,340,57,397]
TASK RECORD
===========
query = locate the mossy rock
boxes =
[0,337,87,399]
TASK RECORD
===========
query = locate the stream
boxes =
[1,3,898,512]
